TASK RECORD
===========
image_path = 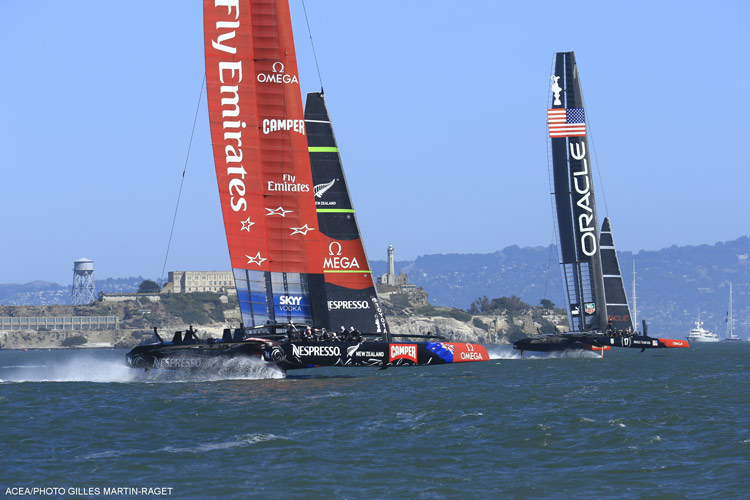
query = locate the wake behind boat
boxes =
[127,0,491,372]
[512,52,687,354]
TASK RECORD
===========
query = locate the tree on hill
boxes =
[137,280,161,293]
[468,295,530,314]
[539,298,555,309]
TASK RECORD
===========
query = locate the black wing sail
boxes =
[600,217,634,332]
[548,52,607,332]
[304,92,391,340]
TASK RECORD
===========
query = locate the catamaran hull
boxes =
[126,341,267,370]
[513,333,689,353]
[126,340,491,371]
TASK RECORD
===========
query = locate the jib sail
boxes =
[547,51,607,332]
[304,92,390,340]
[203,0,326,328]
[599,217,634,332]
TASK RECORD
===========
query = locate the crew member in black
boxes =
[348,326,362,343]
[287,321,299,342]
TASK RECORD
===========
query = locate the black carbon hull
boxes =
[126,339,491,371]
[513,332,689,353]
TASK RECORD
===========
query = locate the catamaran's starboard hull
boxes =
[513,333,689,353]
[126,340,491,371]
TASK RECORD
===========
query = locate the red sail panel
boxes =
[204,0,323,274]
[322,238,374,290]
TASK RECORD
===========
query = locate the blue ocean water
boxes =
[1,343,749,499]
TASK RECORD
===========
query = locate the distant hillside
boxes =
[3,237,749,338]
[372,236,750,338]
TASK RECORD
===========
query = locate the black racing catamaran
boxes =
[127,0,491,372]
[513,52,688,354]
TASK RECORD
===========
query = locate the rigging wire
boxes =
[159,74,206,286]
[578,78,610,218]
[301,0,325,92]
[543,228,555,302]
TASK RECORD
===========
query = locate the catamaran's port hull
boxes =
[126,340,491,371]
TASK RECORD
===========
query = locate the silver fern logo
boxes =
[314,179,336,198]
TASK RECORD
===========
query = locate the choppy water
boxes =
[1,343,749,499]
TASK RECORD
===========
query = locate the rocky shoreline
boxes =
[0,293,567,350]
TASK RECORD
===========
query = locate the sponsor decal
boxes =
[324,241,360,270]
[314,179,337,198]
[246,252,267,266]
[551,75,562,105]
[256,61,299,85]
[153,357,202,369]
[458,345,486,361]
[438,343,490,363]
[608,314,631,323]
[389,344,417,363]
[584,302,596,315]
[240,217,255,231]
[372,297,389,335]
[290,224,315,236]
[427,342,454,363]
[208,5,249,213]
[327,300,370,310]
[262,118,305,135]
[278,295,303,312]
[267,347,285,362]
[292,344,341,358]
[569,142,597,257]
[265,206,293,217]
[267,174,310,193]
[354,350,385,358]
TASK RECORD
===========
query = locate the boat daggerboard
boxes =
[547,51,607,332]
[304,92,390,339]
[599,217,634,332]
[204,0,327,328]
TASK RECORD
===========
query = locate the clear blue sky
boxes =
[1,1,748,285]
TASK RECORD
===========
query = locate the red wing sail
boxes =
[204,0,325,327]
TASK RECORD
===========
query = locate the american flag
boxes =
[547,108,586,137]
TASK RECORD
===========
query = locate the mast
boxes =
[726,282,734,340]
[547,52,607,332]
[632,260,637,329]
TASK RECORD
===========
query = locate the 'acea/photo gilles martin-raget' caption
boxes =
[4,486,174,496]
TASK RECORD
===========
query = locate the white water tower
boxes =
[72,258,97,305]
